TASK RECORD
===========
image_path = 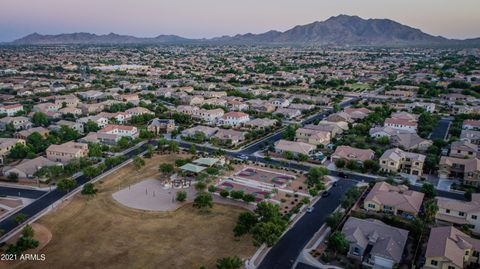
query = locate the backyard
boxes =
[14,153,256,269]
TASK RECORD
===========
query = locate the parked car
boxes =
[321,191,330,197]
[239,154,249,160]
[306,207,314,213]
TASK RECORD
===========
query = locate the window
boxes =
[352,247,360,255]
[368,204,375,209]
[430,260,438,266]
[459,212,465,217]
[472,215,478,220]
[446,209,450,213]
[448,266,455,269]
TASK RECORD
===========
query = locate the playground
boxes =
[217,179,273,202]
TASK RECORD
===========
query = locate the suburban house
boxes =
[125,107,154,117]
[326,112,353,123]
[46,141,89,163]
[147,119,176,134]
[461,130,480,145]
[380,148,426,177]
[0,116,32,131]
[364,182,424,218]
[342,217,409,269]
[384,118,417,132]
[274,108,302,119]
[331,146,375,164]
[425,226,480,269]
[213,129,247,146]
[0,138,25,164]
[181,126,219,139]
[463,120,480,131]
[245,118,278,129]
[3,156,61,180]
[193,108,225,123]
[449,140,479,159]
[15,126,50,140]
[435,194,480,235]
[384,90,415,98]
[97,112,131,124]
[404,102,436,113]
[50,120,84,134]
[304,123,343,137]
[98,124,139,139]
[439,156,480,186]
[0,104,23,116]
[77,115,109,129]
[390,133,433,151]
[344,107,372,120]
[80,132,120,145]
[369,126,412,138]
[175,105,199,115]
[274,139,316,157]
[219,112,250,126]
[295,128,331,146]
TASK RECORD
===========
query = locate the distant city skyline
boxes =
[1,0,480,42]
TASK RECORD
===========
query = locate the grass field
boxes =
[16,153,256,269]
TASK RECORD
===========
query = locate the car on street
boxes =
[332,181,338,187]
[239,154,249,160]
[321,191,330,197]
[306,207,314,213]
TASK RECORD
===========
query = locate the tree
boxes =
[306,167,328,186]
[81,183,98,196]
[327,231,349,257]
[208,185,216,193]
[189,144,197,155]
[83,166,100,179]
[13,213,27,224]
[27,132,47,153]
[242,194,256,203]
[159,163,174,176]
[193,192,213,212]
[8,143,34,160]
[22,224,34,238]
[133,156,145,170]
[88,143,103,157]
[335,159,346,168]
[7,172,18,182]
[420,183,437,199]
[84,120,100,133]
[117,137,130,149]
[57,178,77,192]
[325,211,344,229]
[216,256,243,269]
[176,191,187,202]
[220,190,229,198]
[32,112,48,127]
[363,160,380,173]
[167,141,179,153]
[195,181,207,192]
[297,153,309,162]
[230,190,244,200]
[254,202,282,223]
[423,199,439,223]
[251,221,284,247]
[234,212,258,237]
[346,160,359,171]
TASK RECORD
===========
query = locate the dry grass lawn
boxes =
[16,153,256,269]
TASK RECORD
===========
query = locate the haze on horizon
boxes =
[1,0,480,42]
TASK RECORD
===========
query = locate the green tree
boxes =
[27,132,47,153]
[193,192,213,212]
[57,178,77,192]
[325,211,344,229]
[117,137,130,149]
[13,213,28,224]
[220,190,229,198]
[32,112,49,127]
[189,144,197,155]
[242,194,256,203]
[216,256,243,269]
[306,167,328,186]
[88,143,103,157]
[195,181,207,192]
[230,190,244,200]
[251,221,284,247]
[335,159,346,168]
[167,141,179,153]
[81,183,98,196]
[176,191,187,202]
[327,231,349,257]
[8,143,34,160]
[420,183,437,199]
[22,224,34,238]
[84,120,100,133]
[133,156,145,170]
[234,212,258,237]
[423,199,439,223]
[254,202,282,223]
[159,163,174,176]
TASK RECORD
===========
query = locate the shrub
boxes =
[176,191,187,202]
[220,190,229,198]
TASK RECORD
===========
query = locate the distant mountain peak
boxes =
[10,15,480,46]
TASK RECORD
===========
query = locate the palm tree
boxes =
[423,199,439,223]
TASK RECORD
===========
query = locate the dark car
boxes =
[321,191,330,197]
[338,172,347,179]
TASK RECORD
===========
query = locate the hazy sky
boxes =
[1,0,480,42]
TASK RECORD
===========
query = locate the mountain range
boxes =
[9,15,480,46]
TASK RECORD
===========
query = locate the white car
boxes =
[239,154,249,160]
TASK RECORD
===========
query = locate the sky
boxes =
[1,0,480,42]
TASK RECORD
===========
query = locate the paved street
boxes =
[0,186,47,199]
[258,179,356,269]
[430,118,452,140]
